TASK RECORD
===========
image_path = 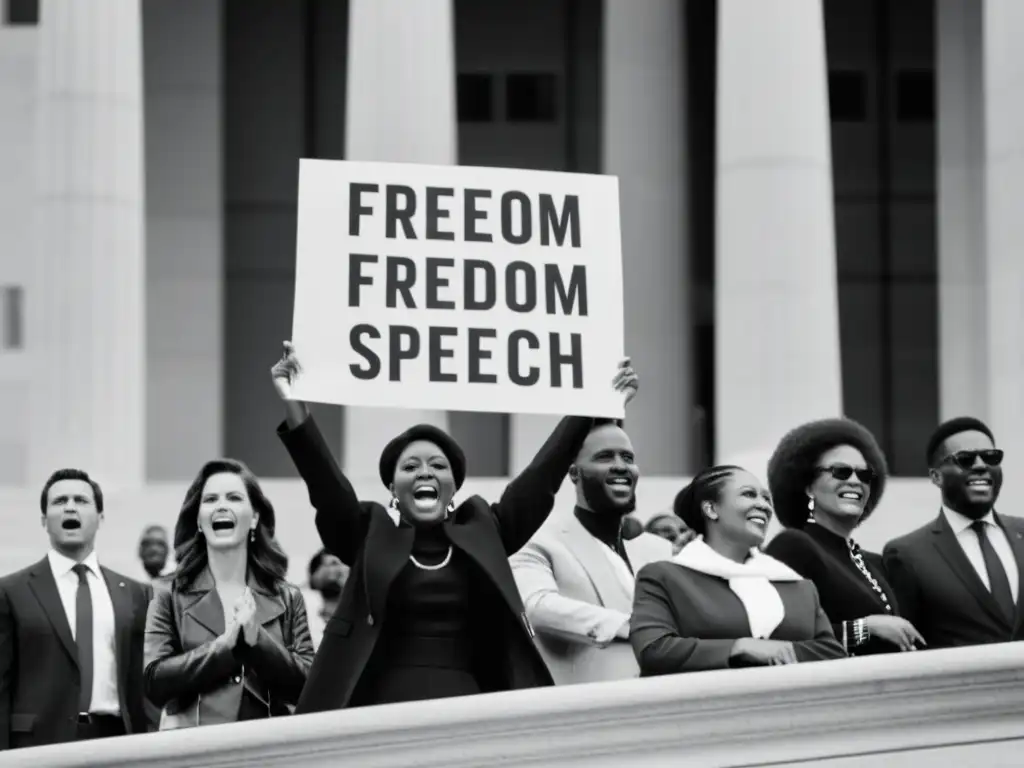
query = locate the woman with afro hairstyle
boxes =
[629,465,844,675]
[764,419,925,655]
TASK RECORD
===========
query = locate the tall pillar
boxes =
[511,0,692,477]
[936,0,987,421]
[342,0,455,479]
[715,0,842,463]
[28,0,147,489]
[0,25,36,485]
[142,0,223,480]
[605,0,692,475]
[981,1,1024,507]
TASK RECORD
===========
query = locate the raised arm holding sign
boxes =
[269,341,637,713]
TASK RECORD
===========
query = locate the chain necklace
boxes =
[847,539,893,614]
[409,546,453,571]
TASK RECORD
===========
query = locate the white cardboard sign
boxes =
[290,159,626,418]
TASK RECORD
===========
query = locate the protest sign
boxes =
[290,159,625,418]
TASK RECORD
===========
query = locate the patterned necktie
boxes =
[971,521,1016,624]
[72,564,94,713]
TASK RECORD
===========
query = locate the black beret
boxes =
[379,424,467,490]
[926,416,995,466]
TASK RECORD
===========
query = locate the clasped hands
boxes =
[218,588,260,649]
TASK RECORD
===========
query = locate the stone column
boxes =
[142,0,223,480]
[341,0,456,479]
[936,0,987,421]
[0,24,36,484]
[715,0,843,463]
[981,0,1024,506]
[28,0,147,490]
[511,0,692,476]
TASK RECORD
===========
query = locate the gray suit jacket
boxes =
[510,513,673,685]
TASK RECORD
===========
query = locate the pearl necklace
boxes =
[409,546,453,571]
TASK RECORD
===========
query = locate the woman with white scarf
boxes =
[630,466,846,674]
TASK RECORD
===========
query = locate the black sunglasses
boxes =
[816,464,875,484]
[942,449,1004,470]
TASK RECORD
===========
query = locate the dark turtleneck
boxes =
[765,520,900,656]
[378,522,474,641]
[349,520,479,707]
[410,520,450,556]
[574,506,633,573]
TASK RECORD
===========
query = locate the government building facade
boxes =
[0,0,1020,502]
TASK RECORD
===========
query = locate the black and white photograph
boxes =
[0,0,1021,765]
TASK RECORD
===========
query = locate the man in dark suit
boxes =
[0,469,153,749]
[883,417,1024,648]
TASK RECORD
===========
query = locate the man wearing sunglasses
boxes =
[883,417,1024,648]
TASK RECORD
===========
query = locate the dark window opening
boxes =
[2,286,23,350]
[828,70,868,122]
[505,73,558,122]
[457,73,494,123]
[895,69,935,123]
[4,0,39,25]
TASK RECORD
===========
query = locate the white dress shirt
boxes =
[943,507,1020,604]
[47,550,121,715]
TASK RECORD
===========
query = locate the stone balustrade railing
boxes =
[3,643,1024,767]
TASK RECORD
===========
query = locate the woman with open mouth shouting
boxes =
[270,341,638,712]
[630,465,846,674]
[143,459,314,727]
[764,419,925,655]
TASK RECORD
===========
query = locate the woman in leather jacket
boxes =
[144,459,314,728]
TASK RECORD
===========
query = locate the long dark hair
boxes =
[172,459,289,592]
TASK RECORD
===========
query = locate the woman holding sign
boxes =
[270,341,638,712]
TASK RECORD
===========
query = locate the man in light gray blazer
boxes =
[510,419,673,685]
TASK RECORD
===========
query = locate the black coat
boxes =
[278,414,593,713]
[883,511,1024,648]
[765,524,900,656]
[0,558,152,749]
